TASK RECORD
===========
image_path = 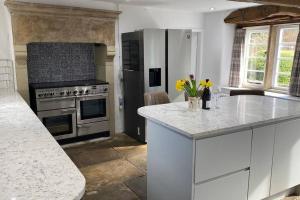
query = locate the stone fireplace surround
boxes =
[5,0,120,135]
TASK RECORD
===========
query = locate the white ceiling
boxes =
[17,0,258,12]
[102,0,258,12]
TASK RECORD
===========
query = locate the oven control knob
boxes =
[73,90,78,95]
[60,92,65,96]
[79,90,83,95]
[85,90,89,94]
[104,88,108,92]
[66,91,71,96]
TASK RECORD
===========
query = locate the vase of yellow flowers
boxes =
[200,79,213,110]
[176,75,200,111]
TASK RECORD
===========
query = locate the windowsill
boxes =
[222,86,300,102]
[265,91,300,102]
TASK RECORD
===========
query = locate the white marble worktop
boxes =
[138,95,300,139]
[0,90,85,200]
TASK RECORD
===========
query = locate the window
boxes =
[274,26,299,88]
[244,28,269,86]
[242,24,299,91]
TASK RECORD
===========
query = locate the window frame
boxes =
[242,26,270,89]
[241,24,299,93]
[271,24,299,91]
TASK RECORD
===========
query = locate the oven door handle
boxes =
[76,94,108,101]
[60,108,76,114]
[38,97,75,102]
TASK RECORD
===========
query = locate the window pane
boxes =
[281,28,298,43]
[245,30,269,85]
[247,71,264,83]
[248,58,266,71]
[248,45,268,58]
[278,59,293,73]
[250,32,269,44]
[275,27,299,88]
[277,74,291,87]
[279,46,295,58]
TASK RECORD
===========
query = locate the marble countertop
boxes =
[138,95,300,139]
[0,90,85,200]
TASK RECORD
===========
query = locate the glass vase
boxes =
[188,97,198,111]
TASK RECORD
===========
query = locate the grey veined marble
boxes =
[0,90,85,200]
[138,95,300,139]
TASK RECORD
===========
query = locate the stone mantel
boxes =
[5,0,120,135]
[5,0,121,46]
[5,0,121,20]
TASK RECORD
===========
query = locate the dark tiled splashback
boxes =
[27,43,96,84]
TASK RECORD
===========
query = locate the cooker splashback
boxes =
[27,42,96,84]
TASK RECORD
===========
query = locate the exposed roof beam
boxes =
[230,0,300,8]
[224,5,300,27]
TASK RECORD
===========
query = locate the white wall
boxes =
[201,10,236,88]
[114,5,204,133]
[119,5,204,32]
[0,0,13,60]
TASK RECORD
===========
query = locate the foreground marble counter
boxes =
[138,95,300,139]
[0,91,85,200]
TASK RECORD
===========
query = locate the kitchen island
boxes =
[138,95,300,200]
[0,90,85,200]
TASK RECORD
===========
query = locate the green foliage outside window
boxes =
[277,50,294,87]
[247,49,295,86]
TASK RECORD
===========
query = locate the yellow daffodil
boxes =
[176,75,214,98]
[199,79,214,88]
[206,81,213,87]
[176,80,186,91]
[200,80,206,87]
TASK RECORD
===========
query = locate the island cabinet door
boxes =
[248,125,275,200]
[271,119,300,195]
[195,130,252,183]
[194,170,249,200]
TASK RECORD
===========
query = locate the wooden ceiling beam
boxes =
[230,0,300,8]
[224,5,300,27]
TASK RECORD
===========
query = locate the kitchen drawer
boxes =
[194,170,249,200]
[77,121,109,136]
[36,97,75,111]
[195,130,252,183]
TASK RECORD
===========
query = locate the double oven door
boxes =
[76,93,109,125]
[37,97,77,140]
[36,93,109,140]
[38,108,77,140]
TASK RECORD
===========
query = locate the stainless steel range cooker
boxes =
[29,80,110,142]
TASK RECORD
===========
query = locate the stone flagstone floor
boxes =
[64,133,147,200]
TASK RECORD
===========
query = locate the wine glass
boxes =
[212,87,222,109]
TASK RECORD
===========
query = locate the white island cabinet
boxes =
[138,96,300,200]
[271,118,300,195]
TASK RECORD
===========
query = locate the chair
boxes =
[229,89,265,96]
[144,91,170,106]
